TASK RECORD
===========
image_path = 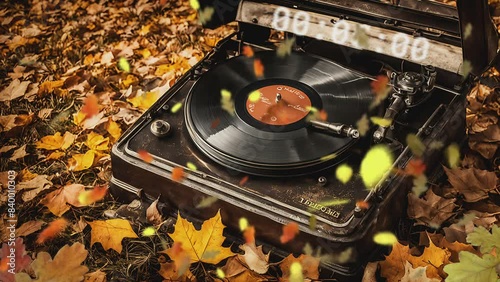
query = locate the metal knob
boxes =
[150,120,171,137]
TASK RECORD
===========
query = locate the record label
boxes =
[245,84,311,126]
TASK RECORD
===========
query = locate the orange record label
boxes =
[246,85,311,125]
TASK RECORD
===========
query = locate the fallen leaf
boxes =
[36,218,68,244]
[409,239,450,280]
[85,132,109,151]
[8,145,27,161]
[14,242,88,282]
[106,118,121,141]
[0,79,30,101]
[89,219,138,253]
[443,251,500,282]
[84,270,107,282]
[38,80,64,96]
[279,254,320,281]
[40,183,85,216]
[237,242,269,274]
[158,261,197,281]
[68,150,96,171]
[0,238,31,282]
[400,261,440,282]
[408,189,457,228]
[146,198,163,225]
[163,210,235,264]
[16,220,44,237]
[36,131,76,151]
[280,222,299,244]
[466,225,500,254]
[17,174,52,202]
[127,91,159,110]
[165,242,191,276]
[0,114,33,133]
[444,167,497,202]
[412,174,428,197]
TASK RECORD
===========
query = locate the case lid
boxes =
[233,0,499,76]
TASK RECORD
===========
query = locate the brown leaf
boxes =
[40,184,85,216]
[9,144,27,161]
[18,174,52,202]
[0,114,33,133]
[408,189,457,228]
[420,232,478,262]
[400,261,440,282]
[237,242,269,274]
[0,238,31,282]
[38,80,64,96]
[146,198,162,225]
[16,220,44,237]
[0,79,30,101]
[279,254,320,280]
[444,167,497,202]
[158,261,197,282]
[14,242,88,282]
[84,270,107,282]
[361,261,379,282]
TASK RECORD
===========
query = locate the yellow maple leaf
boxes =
[127,91,159,110]
[36,131,76,151]
[164,210,235,264]
[88,219,138,253]
[85,132,109,151]
[68,150,96,171]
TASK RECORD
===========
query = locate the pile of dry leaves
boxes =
[0,0,499,281]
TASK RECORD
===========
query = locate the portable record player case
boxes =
[110,0,499,278]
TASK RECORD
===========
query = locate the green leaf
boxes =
[467,225,500,254]
[443,251,500,282]
[118,57,130,73]
[406,133,425,157]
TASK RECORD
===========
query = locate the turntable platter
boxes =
[185,51,373,176]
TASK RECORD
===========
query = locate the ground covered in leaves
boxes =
[0,0,499,281]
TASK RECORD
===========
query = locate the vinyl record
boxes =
[185,51,373,176]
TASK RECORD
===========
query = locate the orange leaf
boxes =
[239,175,249,186]
[405,158,426,176]
[280,222,299,244]
[243,226,255,244]
[78,185,108,206]
[138,150,153,163]
[318,110,328,121]
[254,59,264,78]
[81,94,99,118]
[356,200,370,210]
[37,218,68,244]
[242,46,254,57]
[166,242,191,276]
[371,75,389,96]
[171,167,185,182]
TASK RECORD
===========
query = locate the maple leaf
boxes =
[36,131,76,151]
[40,183,85,216]
[280,222,299,244]
[89,219,138,253]
[407,189,456,228]
[106,118,122,141]
[0,238,31,282]
[158,261,197,281]
[36,218,68,244]
[443,251,500,282]
[444,167,497,202]
[280,254,320,281]
[466,225,500,254]
[237,242,270,274]
[163,210,235,264]
[400,261,440,282]
[15,242,88,282]
[220,256,273,281]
